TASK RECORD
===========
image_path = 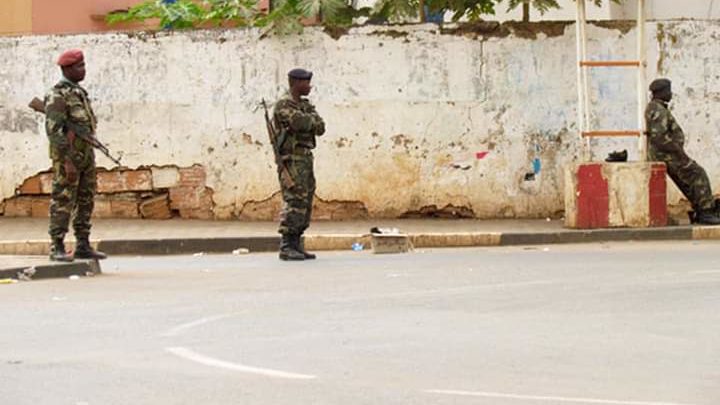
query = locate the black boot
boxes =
[296,234,316,260]
[74,238,108,260]
[279,233,305,261]
[49,238,73,262]
[694,209,720,226]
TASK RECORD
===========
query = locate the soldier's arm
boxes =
[44,91,71,161]
[311,113,325,136]
[287,109,315,133]
[301,102,325,136]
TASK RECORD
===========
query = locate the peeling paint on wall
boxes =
[1,21,719,220]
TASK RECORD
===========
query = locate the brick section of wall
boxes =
[97,169,153,193]
[4,165,211,220]
[16,173,53,195]
[140,194,173,219]
[3,196,51,217]
[178,165,207,187]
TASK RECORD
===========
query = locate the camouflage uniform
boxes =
[45,79,97,240]
[645,99,714,212]
[272,92,325,236]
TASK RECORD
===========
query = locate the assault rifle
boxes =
[28,97,122,166]
[261,99,294,188]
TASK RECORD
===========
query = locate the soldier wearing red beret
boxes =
[44,49,107,261]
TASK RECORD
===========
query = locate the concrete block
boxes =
[151,166,180,189]
[565,162,667,229]
[371,233,411,254]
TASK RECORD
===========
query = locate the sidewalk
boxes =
[1,217,719,259]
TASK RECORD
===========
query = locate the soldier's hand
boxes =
[64,159,78,183]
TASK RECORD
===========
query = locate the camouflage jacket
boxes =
[44,79,97,164]
[645,99,688,163]
[272,93,325,156]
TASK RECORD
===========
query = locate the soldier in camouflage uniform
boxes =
[272,68,325,261]
[645,78,720,225]
[45,49,107,261]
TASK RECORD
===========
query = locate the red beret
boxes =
[57,49,84,67]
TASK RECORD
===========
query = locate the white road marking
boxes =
[165,347,317,380]
[424,389,699,405]
[689,269,720,275]
[161,314,234,337]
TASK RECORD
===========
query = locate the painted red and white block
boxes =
[565,162,667,229]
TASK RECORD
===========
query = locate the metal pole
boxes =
[637,0,647,162]
[575,0,591,160]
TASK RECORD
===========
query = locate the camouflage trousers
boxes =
[654,152,715,211]
[278,154,315,235]
[49,159,97,240]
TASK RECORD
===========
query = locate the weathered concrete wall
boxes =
[1,20,719,220]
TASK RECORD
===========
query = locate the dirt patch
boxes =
[442,21,572,39]
[441,21,510,38]
[504,21,572,39]
[400,204,475,219]
[369,29,410,39]
[324,25,350,40]
[589,20,636,35]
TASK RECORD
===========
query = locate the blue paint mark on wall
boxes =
[533,158,542,174]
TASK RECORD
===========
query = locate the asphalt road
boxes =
[2,241,720,405]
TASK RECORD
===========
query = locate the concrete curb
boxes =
[0,225,714,256]
[0,260,101,280]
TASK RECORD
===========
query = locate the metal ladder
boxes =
[575,0,647,161]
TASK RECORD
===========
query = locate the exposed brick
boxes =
[18,175,42,195]
[31,197,51,218]
[110,198,140,218]
[169,186,213,210]
[3,197,33,217]
[178,165,207,187]
[151,166,180,189]
[140,194,173,219]
[97,170,153,193]
[94,193,141,218]
[93,196,113,218]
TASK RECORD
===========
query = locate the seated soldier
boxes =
[645,78,720,225]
